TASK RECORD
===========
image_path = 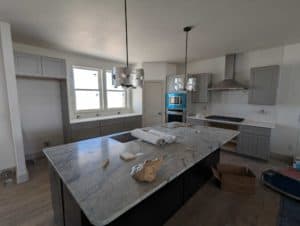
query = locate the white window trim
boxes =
[71,66,131,118]
[103,69,130,111]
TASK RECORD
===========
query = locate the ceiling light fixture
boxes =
[183,26,197,92]
[112,0,144,88]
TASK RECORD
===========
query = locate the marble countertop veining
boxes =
[188,115,275,129]
[43,123,239,226]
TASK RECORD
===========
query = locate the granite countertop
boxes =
[187,115,275,129]
[43,123,239,226]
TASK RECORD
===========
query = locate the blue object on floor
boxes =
[277,196,300,226]
[261,169,300,200]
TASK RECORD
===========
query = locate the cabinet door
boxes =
[14,52,42,77]
[248,65,279,105]
[70,121,100,142]
[256,135,270,160]
[237,132,258,156]
[123,116,142,131]
[100,118,125,136]
[42,56,66,79]
[191,74,211,103]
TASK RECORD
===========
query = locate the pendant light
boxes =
[183,26,197,92]
[112,0,144,88]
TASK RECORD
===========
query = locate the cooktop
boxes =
[205,115,244,123]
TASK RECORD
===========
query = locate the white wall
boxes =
[0,33,16,171]
[0,22,28,183]
[143,62,176,81]
[183,45,300,157]
[17,78,64,159]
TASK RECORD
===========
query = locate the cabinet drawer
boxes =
[239,125,271,136]
[187,118,206,126]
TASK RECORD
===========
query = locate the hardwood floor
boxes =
[0,159,54,226]
[0,152,287,226]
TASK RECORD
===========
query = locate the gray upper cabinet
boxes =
[14,52,43,77]
[42,56,66,79]
[14,52,66,79]
[190,73,211,103]
[248,65,279,105]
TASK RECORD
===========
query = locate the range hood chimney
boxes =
[209,54,247,91]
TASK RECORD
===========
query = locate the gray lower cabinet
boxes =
[237,125,271,160]
[187,118,206,126]
[187,119,271,160]
[69,116,142,142]
[70,121,101,142]
[248,65,279,105]
[100,118,125,136]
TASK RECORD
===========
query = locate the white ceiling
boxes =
[1,0,300,63]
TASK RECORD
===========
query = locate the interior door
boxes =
[143,81,164,127]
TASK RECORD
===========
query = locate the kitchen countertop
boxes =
[70,113,142,124]
[188,115,276,129]
[43,123,239,226]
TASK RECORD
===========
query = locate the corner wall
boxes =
[0,26,16,171]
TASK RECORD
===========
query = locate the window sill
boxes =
[70,113,142,124]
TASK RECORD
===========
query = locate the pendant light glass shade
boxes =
[186,77,197,91]
[112,66,132,88]
[183,26,197,92]
[135,68,144,87]
[112,0,144,89]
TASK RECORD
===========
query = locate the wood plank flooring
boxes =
[0,152,287,226]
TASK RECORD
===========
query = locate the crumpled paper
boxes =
[130,158,163,183]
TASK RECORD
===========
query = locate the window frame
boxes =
[71,66,131,116]
[103,69,129,110]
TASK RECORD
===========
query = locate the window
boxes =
[105,71,126,109]
[73,67,100,111]
[72,66,128,114]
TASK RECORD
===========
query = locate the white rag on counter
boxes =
[148,129,176,144]
[131,129,176,145]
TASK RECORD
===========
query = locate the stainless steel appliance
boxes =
[209,54,248,91]
[166,92,187,122]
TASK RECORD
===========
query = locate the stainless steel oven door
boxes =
[167,110,185,122]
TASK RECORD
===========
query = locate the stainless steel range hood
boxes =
[209,54,248,91]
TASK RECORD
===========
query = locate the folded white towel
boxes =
[148,129,176,144]
[131,129,165,145]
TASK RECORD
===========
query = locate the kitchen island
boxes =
[44,123,239,226]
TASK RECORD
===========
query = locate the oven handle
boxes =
[167,111,184,116]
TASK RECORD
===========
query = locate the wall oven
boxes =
[166,92,187,122]
[166,92,186,110]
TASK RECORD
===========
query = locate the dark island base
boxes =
[49,150,220,226]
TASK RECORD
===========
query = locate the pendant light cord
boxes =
[124,0,129,68]
[183,26,192,86]
[185,30,188,77]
